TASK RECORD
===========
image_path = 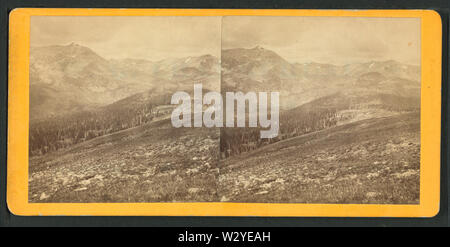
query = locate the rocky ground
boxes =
[29,118,220,202]
[29,112,420,204]
[218,112,420,204]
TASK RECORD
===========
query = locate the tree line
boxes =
[219,93,420,158]
[29,94,172,156]
[220,107,341,158]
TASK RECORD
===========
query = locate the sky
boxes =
[30,16,222,61]
[31,16,420,65]
[222,16,420,65]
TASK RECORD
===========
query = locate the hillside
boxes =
[29,111,420,203]
[29,118,220,202]
[220,91,419,158]
[218,112,420,204]
[29,85,219,156]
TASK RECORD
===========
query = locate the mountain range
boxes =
[30,43,220,120]
[30,43,420,121]
[222,46,420,108]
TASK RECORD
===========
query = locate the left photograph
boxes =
[28,16,221,202]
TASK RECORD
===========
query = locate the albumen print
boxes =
[28,16,421,204]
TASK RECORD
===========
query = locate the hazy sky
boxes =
[31,16,420,65]
[30,16,222,61]
[223,16,420,65]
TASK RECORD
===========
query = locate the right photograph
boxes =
[218,16,421,204]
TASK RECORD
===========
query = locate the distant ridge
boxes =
[30,43,220,120]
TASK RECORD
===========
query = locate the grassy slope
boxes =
[29,119,220,202]
[29,111,420,204]
[218,112,420,204]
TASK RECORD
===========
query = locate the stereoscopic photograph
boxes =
[28,16,420,204]
[28,16,222,202]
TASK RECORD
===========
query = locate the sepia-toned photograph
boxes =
[218,17,421,204]
[28,16,420,204]
[28,16,222,202]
